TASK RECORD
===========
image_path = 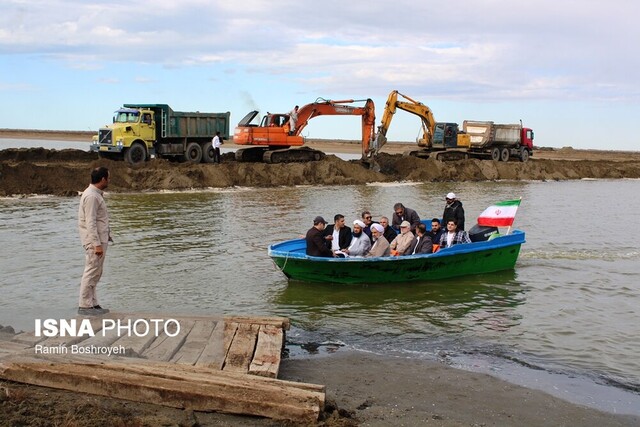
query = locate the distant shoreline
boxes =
[0,129,94,142]
[2,128,639,159]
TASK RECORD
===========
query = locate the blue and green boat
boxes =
[268,230,525,284]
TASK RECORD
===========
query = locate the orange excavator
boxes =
[233,98,376,163]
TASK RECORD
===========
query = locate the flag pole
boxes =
[506,197,522,235]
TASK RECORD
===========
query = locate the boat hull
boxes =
[268,231,525,284]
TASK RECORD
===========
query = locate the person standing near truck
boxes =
[212,131,222,164]
[78,167,112,316]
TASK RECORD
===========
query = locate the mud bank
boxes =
[1,147,640,197]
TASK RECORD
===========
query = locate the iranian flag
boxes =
[477,199,521,227]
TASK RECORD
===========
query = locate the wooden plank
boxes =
[38,317,106,347]
[224,315,290,330]
[170,320,217,365]
[76,316,133,349]
[195,320,229,369]
[0,360,324,423]
[223,323,259,374]
[109,331,157,358]
[11,332,47,346]
[249,325,283,378]
[0,340,31,355]
[141,320,195,362]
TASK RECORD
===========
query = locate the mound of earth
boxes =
[1,148,640,197]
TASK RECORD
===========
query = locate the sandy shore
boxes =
[2,350,638,426]
[280,352,640,426]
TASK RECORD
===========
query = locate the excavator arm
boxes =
[371,90,436,156]
[234,98,375,163]
[294,98,376,159]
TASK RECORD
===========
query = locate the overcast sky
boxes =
[1,0,638,150]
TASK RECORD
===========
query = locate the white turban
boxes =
[371,223,384,233]
[353,220,366,228]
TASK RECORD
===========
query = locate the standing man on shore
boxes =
[212,131,222,164]
[78,167,112,315]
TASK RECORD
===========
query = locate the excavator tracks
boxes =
[235,147,326,163]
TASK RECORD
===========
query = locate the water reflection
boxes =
[273,270,526,337]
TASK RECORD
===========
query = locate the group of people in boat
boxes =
[305,192,471,258]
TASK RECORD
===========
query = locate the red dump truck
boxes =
[463,120,534,162]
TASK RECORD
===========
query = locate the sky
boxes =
[1,0,639,150]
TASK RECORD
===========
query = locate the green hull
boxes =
[268,231,525,284]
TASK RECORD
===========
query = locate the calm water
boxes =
[1,139,640,415]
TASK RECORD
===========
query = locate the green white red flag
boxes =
[477,199,521,227]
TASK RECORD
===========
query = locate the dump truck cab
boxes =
[91,107,156,162]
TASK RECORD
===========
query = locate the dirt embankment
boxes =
[1,146,640,197]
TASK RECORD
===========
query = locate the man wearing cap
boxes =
[389,220,416,256]
[365,223,390,257]
[342,220,371,257]
[305,216,334,257]
[442,192,465,231]
[391,203,421,233]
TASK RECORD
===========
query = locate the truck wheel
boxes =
[125,143,147,165]
[183,142,203,163]
[519,148,530,162]
[500,147,510,162]
[202,142,215,163]
[491,147,500,161]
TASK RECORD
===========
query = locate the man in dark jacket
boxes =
[442,192,465,231]
[391,203,421,233]
[408,223,433,255]
[428,218,444,247]
[323,214,352,252]
[306,216,334,257]
[379,216,398,244]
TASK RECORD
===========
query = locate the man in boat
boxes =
[391,203,421,233]
[389,221,415,256]
[365,223,390,257]
[439,219,471,248]
[379,216,398,243]
[409,223,433,255]
[322,214,352,252]
[340,220,371,257]
[442,192,466,231]
[361,210,375,242]
[305,216,334,257]
[428,218,444,251]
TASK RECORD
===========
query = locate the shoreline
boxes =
[280,351,640,426]
[2,128,640,160]
[2,346,638,426]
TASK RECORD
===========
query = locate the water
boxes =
[1,139,640,415]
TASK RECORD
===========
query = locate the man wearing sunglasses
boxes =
[391,202,421,233]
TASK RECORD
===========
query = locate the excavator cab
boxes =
[433,123,460,149]
[238,111,260,127]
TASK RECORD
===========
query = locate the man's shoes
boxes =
[78,307,109,316]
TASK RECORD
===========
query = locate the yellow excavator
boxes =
[369,90,471,161]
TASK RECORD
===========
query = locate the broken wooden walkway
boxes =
[0,313,325,423]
